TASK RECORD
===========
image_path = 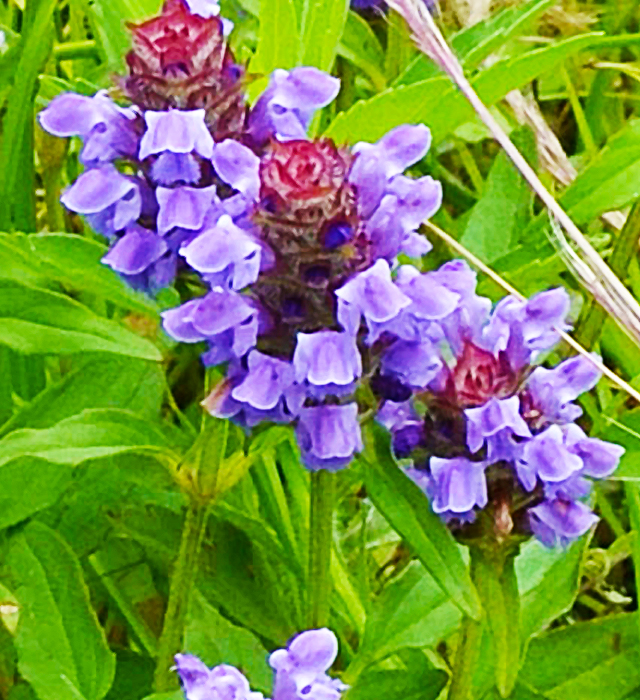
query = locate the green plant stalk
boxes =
[447,613,484,700]
[624,483,640,644]
[153,496,209,692]
[577,200,640,350]
[53,40,100,61]
[307,469,335,628]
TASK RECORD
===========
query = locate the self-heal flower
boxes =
[174,654,263,700]
[426,456,488,518]
[248,67,341,145]
[296,404,363,470]
[270,628,346,700]
[38,91,139,165]
[529,498,599,548]
[465,396,531,461]
[161,289,260,365]
[60,165,141,237]
[293,331,362,398]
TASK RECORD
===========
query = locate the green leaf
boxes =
[8,521,116,700]
[325,33,611,145]
[0,457,74,530]
[520,614,640,700]
[337,11,386,91]
[299,0,349,71]
[0,233,159,316]
[517,538,585,643]
[0,408,174,468]
[346,648,448,700]
[0,280,161,361]
[559,119,640,225]
[184,591,271,692]
[460,150,532,263]
[394,0,555,86]
[86,0,162,69]
[600,409,640,479]
[0,356,164,437]
[251,0,299,73]
[0,0,57,230]
[348,561,461,678]
[359,423,481,619]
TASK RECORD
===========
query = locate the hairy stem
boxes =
[153,497,209,692]
[447,613,483,700]
[307,469,335,628]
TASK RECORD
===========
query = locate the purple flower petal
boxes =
[335,259,411,336]
[381,339,442,389]
[395,265,460,320]
[564,423,625,478]
[150,152,202,186]
[385,174,442,229]
[102,225,168,275]
[296,404,362,471]
[181,214,261,290]
[139,109,214,160]
[212,139,260,200]
[293,331,362,395]
[529,498,598,547]
[231,350,296,411]
[61,165,138,214]
[429,456,488,514]
[465,396,531,454]
[156,185,218,234]
[521,425,583,483]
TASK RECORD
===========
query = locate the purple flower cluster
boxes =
[377,269,624,547]
[39,0,443,472]
[175,628,346,700]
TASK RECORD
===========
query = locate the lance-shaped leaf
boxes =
[358,423,481,619]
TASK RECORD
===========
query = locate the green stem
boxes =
[577,200,640,349]
[447,614,483,700]
[153,497,209,692]
[307,469,335,628]
[53,40,99,61]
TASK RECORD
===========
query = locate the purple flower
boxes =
[205,351,303,426]
[377,400,424,457]
[161,289,260,364]
[519,425,583,489]
[482,289,571,371]
[102,223,176,291]
[293,331,362,397]
[529,498,598,548]
[212,139,261,201]
[296,404,363,470]
[38,91,139,165]
[380,339,442,390]
[427,456,488,516]
[376,264,461,343]
[156,185,219,236]
[174,654,263,700]
[364,175,441,260]
[349,124,431,218]
[270,629,346,700]
[248,68,340,145]
[335,259,411,339]
[527,355,601,424]
[564,423,625,478]
[181,214,262,290]
[140,109,214,185]
[60,165,141,236]
[465,396,531,462]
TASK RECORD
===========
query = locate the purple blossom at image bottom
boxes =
[175,628,346,700]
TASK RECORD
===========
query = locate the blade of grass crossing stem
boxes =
[0,0,57,230]
[308,469,335,628]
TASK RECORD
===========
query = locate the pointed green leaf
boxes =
[299,0,349,71]
[359,423,481,619]
[8,522,116,700]
[0,281,161,361]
